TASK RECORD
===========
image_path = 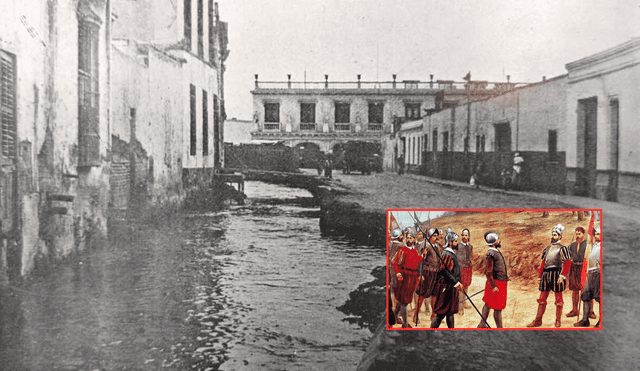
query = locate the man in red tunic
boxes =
[478,232,508,328]
[392,230,422,328]
[527,224,572,328]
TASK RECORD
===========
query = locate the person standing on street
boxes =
[574,226,602,327]
[527,224,572,328]
[392,230,422,328]
[457,228,474,315]
[414,228,439,325]
[397,154,405,175]
[478,232,509,328]
[512,152,524,189]
[566,227,588,318]
[430,233,465,328]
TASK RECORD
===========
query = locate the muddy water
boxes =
[0,181,384,370]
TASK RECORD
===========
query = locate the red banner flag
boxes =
[389,212,399,232]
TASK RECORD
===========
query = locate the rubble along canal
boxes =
[0,181,385,370]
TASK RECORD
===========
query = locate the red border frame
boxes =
[385,208,603,331]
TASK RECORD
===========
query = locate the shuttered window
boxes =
[1,50,16,162]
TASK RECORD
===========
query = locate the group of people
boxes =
[388,221,602,329]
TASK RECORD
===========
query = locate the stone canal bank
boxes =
[252,169,640,371]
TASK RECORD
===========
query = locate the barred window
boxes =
[78,20,101,166]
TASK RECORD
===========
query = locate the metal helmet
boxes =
[552,224,564,237]
[427,228,439,239]
[445,232,458,248]
[484,232,499,246]
[391,228,402,239]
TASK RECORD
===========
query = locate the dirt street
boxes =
[314,171,640,370]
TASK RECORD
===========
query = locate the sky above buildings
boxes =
[218,0,640,121]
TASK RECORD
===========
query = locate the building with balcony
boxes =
[251,74,520,169]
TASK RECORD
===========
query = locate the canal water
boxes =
[0,181,384,370]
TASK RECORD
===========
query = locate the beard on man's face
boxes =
[551,237,560,244]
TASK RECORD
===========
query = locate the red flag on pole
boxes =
[389,212,399,233]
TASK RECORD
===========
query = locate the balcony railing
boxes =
[299,123,316,131]
[367,123,383,131]
[254,78,528,91]
[264,123,280,131]
[334,124,351,132]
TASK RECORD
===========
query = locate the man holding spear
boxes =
[566,227,588,318]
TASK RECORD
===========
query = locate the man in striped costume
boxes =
[430,233,465,328]
[527,224,572,328]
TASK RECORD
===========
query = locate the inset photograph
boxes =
[387,209,602,330]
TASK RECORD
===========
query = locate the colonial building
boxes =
[1,0,111,279]
[111,0,229,196]
[251,75,509,169]
[405,75,567,193]
[565,37,640,205]
[401,37,640,206]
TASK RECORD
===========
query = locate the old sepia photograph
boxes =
[387,209,602,330]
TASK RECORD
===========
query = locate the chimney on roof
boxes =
[287,74,291,88]
[255,74,259,88]
[325,74,328,88]
[507,75,511,83]
[430,74,434,89]
[357,74,361,89]
[543,76,546,82]
[392,74,397,89]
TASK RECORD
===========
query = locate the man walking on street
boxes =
[566,227,588,318]
[457,228,473,315]
[574,226,602,327]
[430,233,465,328]
[392,230,422,328]
[478,232,509,328]
[527,224,572,328]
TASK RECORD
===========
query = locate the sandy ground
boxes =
[390,274,600,329]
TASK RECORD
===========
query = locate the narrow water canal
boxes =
[0,181,384,370]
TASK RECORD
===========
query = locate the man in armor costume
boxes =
[430,232,465,328]
[478,232,509,328]
[457,228,474,315]
[574,226,601,327]
[566,227,588,318]
[527,224,572,328]
[392,230,422,328]
[413,228,440,324]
